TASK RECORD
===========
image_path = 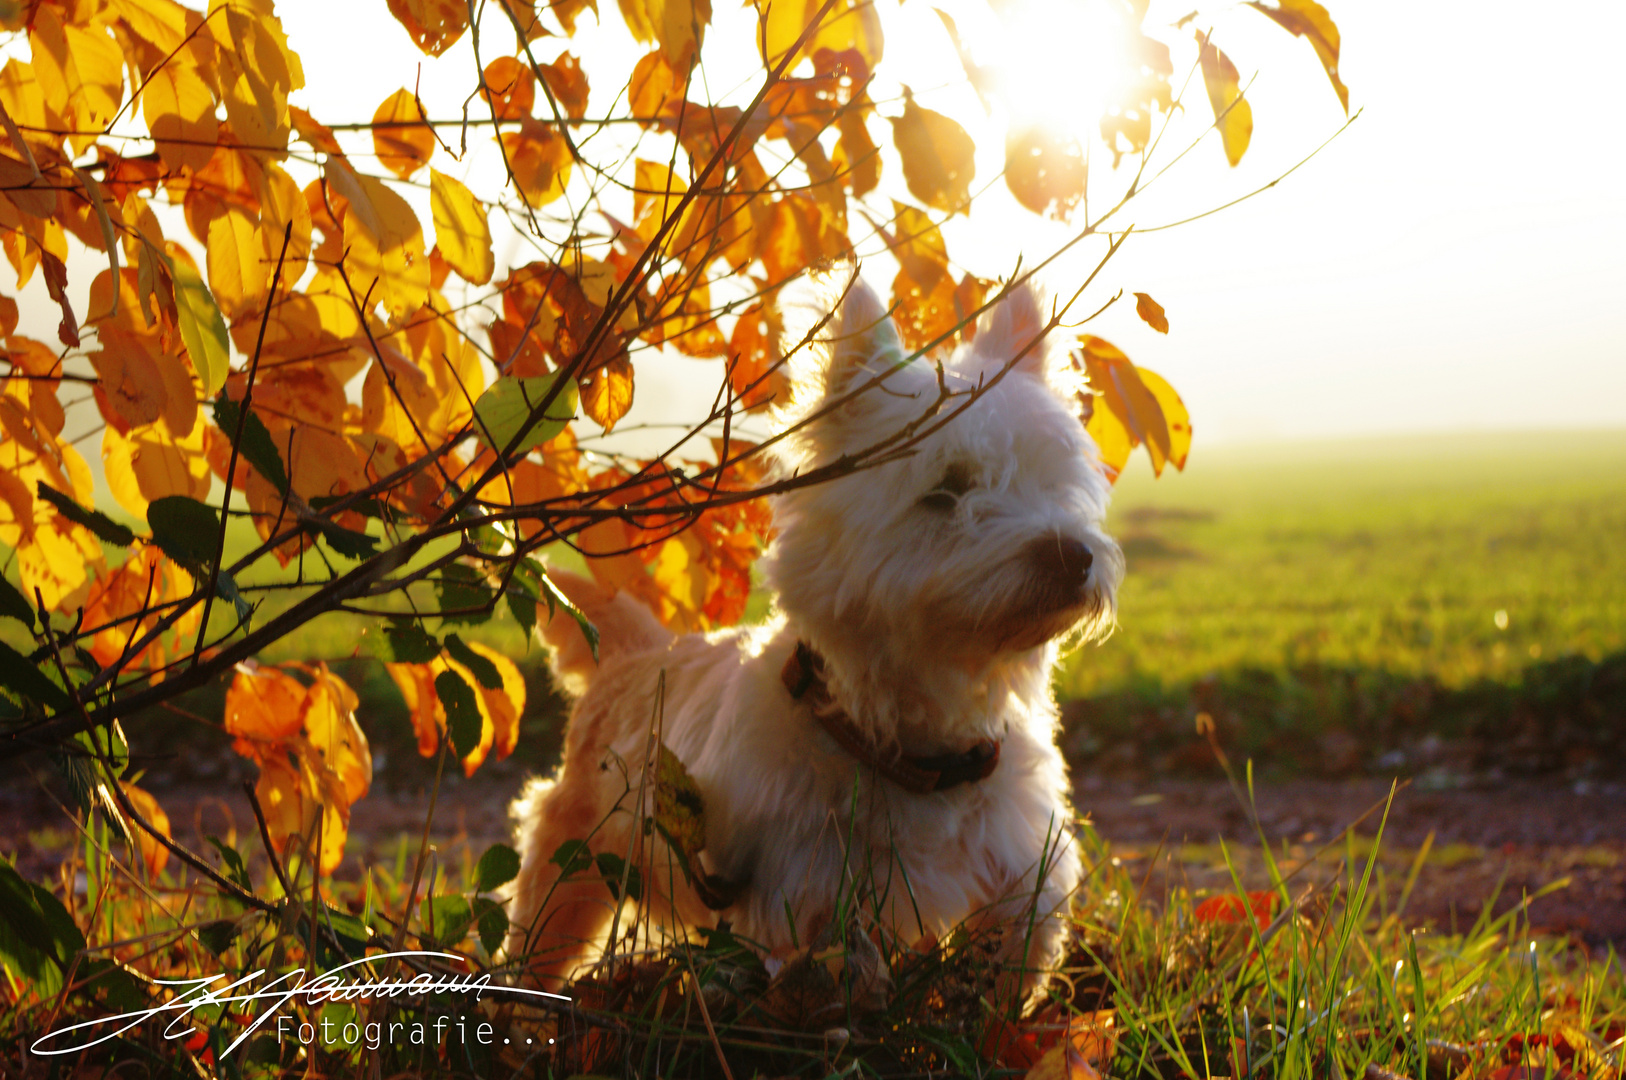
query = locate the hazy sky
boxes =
[22,0,1625,457]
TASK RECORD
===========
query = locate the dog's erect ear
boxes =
[775,266,904,419]
[972,277,1069,387]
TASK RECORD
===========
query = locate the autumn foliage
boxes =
[0,0,1352,1022]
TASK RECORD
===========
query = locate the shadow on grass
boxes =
[1062,648,1626,780]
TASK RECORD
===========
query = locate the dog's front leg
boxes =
[505,756,641,989]
[974,826,1083,1013]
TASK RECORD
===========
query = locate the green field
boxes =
[1059,429,1626,774]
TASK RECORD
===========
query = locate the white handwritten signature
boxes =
[30,951,569,1060]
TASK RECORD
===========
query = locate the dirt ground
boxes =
[4,758,1622,953]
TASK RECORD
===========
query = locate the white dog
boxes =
[506,270,1123,1005]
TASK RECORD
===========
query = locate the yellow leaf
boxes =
[102,418,211,517]
[330,163,430,321]
[618,0,711,67]
[1196,34,1252,167]
[142,61,218,174]
[430,170,493,285]
[385,0,470,56]
[1133,292,1168,334]
[753,0,883,71]
[373,88,435,181]
[120,782,171,881]
[218,5,297,157]
[302,665,371,807]
[499,118,574,208]
[0,413,102,610]
[29,8,123,155]
[1135,366,1191,472]
[833,108,880,197]
[890,92,975,215]
[257,165,312,288]
[207,207,270,320]
[1079,336,1174,476]
[1247,0,1348,113]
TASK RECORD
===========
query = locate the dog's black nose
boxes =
[1028,537,1093,587]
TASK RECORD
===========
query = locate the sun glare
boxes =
[992,0,1133,142]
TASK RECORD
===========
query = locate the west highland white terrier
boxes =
[506,268,1124,1004]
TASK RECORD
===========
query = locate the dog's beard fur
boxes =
[506,267,1123,1008]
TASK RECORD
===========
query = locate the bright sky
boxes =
[24,0,1626,458]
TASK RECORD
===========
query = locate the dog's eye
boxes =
[921,463,975,511]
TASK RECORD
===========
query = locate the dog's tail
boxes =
[540,569,671,695]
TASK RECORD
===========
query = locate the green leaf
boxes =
[35,482,134,547]
[77,956,148,1012]
[0,640,71,713]
[476,842,521,893]
[539,565,598,661]
[76,720,128,778]
[212,395,289,494]
[436,564,495,625]
[444,633,501,689]
[205,835,252,893]
[196,918,240,957]
[0,857,85,998]
[169,256,230,394]
[434,670,482,759]
[471,373,578,458]
[473,896,508,956]
[549,839,593,877]
[0,575,35,629]
[418,894,473,946]
[147,495,218,567]
[594,852,643,902]
[316,522,379,560]
[374,621,441,664]
[214,570,253,627]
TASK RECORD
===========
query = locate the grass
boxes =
[1058,430,1626,777]
[3,773,1621,1078]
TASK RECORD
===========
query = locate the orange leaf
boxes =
[619,0,710,66]
[481,56,535,121]
[579,351,635,431]
[1133,292,1168,334]
[1005,128,1086,220]
[120,782,171,881]
[385,0,470,56]
[373,88,435,180]
[500,118,573,208]
[83,546,197,672]
[538,52,590,121]
[1247,0,1348,113]
[629,50,681,122]
[890,92,975,215]
[1196,34,1252,167]
[225,662,308,751]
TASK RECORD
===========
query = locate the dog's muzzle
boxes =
[1024,536,1094,598]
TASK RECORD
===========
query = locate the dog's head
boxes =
[761,268,1124,673]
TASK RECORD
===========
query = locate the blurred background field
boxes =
[1061,428,1626,778]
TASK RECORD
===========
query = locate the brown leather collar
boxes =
[781,641,1001,795]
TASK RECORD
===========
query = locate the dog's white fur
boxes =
[506,270,1123,1001]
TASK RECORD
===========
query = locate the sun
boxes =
[989,0,1137,143]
